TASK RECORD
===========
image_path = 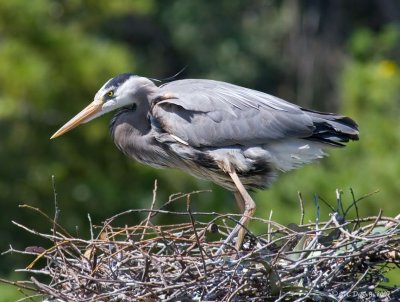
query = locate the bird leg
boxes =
[234,191,245,213]
[230,170,256,250]
[216,170,256,255]
[233,191,251,250]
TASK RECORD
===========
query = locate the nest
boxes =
[2,188,400,301]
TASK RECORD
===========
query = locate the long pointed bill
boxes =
[50,100,103,139]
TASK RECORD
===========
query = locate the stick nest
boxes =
[2,190,400,301]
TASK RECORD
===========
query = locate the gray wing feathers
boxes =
[158,79,297,112]
[152,79,358,148]
[152,79,316,147]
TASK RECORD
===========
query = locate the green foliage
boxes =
[0,1,399,297]
[158,0,288,87]
[341,25,400,212]
[0,284,24,302]
[256,25,400,224]
[0,0,137,269]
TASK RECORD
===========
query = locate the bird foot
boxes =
[215,224,242,256]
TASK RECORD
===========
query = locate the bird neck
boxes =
[132,77,158,103]
[110,110,169,168]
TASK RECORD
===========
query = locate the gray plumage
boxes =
[51,73,358,251]
[107,75,358,191]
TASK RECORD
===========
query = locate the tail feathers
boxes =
[302,108,359,146]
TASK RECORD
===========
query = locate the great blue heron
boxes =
[51,73,359,251]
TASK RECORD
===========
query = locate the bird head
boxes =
[50,73,153,139]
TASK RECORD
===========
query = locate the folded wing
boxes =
[152,79,323,147]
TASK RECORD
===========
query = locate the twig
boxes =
[338,268,370,302]
[140,179,158,241]
[331,213,372,242]
[226,282,248,301]
[298,192,305,226]
[267,209,273,243]
[364,209,382,236]
[349,188,360,230]
[18,204,71,237]
[3,188,399,301]
[186,195,208,278]
[87,213,94,241]
[51,175,60,241]
[344,189,380,217]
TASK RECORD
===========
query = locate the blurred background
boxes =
[0,0,399,299]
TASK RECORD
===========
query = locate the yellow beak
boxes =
[50,100,103,139]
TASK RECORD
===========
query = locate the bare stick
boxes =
[298,191,305,225]
[141,179,158,241]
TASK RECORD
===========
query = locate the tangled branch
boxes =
[2,189,399,301]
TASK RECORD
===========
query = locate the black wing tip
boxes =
[334,115,359,141]
[303,108,360,146]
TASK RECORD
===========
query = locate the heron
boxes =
[51,73,359,251]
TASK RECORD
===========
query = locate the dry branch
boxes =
[2,190,400,302]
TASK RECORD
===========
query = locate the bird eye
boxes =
[107,90,114,97]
